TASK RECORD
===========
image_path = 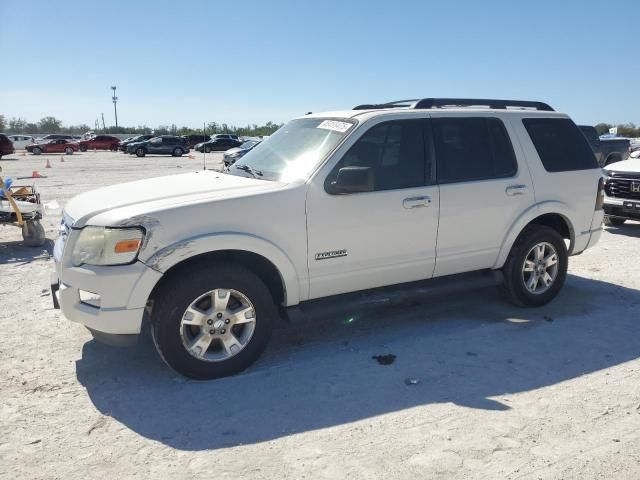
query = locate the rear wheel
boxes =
[64,147,74,155]
[172,147,183,157]
[604,215,626,226]
[79,144,88,152]
[501,226,568,307]
[151,262,276,379]
[22,220,46,247]
[136,148,146,157]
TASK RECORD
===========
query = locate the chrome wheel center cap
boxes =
[213,319,225,330]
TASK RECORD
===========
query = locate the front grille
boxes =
[605,171,640,199]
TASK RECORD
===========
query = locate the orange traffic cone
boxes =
[188,154,194,159]
[20,151,26,156]
[60,155,65,162]
[45,158,52,168]
[31,171,43,178]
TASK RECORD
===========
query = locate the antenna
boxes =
[203,121,206,171]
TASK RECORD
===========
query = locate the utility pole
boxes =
[111,86,118,128]
[101,113,106,131]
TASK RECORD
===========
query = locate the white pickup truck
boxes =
[51,98,604,379]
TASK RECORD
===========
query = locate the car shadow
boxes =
[605,222,640,238]
[75,273,640,451]
[0,239,54,265]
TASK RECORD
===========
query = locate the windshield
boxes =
[228,118,355,182]
[240,140,258,149]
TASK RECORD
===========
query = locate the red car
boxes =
[26,139,79,155]
[0,134,15,159]
[77,135,121,152]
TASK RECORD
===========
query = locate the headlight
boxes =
[71,227,144,266]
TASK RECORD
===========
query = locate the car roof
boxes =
[300,108,568,122]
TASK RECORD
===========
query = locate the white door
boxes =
[306,118,440,300]
[431,115,533,276]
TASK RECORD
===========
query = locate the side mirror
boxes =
[329,166,374,194]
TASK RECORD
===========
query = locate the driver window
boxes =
[328,119,428,192]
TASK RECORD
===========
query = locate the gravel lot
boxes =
[1,150,640,479]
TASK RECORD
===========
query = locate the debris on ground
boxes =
[372,354,396,365]
[404,378,421,386]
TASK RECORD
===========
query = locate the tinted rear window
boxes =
[523,118,598,172]
[433,117,517,183]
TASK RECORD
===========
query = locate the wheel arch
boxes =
[139,233,301,308]
[494,202,576,269]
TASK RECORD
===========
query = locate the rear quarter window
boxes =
[523,118,598,172]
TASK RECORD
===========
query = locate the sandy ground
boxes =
[1,150,640,479]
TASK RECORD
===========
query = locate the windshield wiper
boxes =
[233,164,263,178]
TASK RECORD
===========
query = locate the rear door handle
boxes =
[403,196,432,209]
[505,185,528,196]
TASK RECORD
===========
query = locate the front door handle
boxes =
[403,196,432,209]
[505,185,528,196]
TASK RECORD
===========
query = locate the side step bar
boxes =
[284,269,504,323]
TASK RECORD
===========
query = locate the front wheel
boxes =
[32,147,42,155]
[604,215,626,226]
[501,226,568,307]
[79,144,88,152]
[151,263,276,379]
[64,147,74,155]
[172,147,183,157]
[135,148,146,157]
[22,220,46,247]
[110,144,118,151]
[204,146,212,153]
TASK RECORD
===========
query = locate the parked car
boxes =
[195,136,242,153]
[222,140,261,166]
[26,139,79,155]
[51,97,604,380]
[578,125,630,167]
[182,134,209,149]
[77,135,121,152]
[7,135,35,149]
[119,134,155,152]
[0,134,15,159]
[126,135,189,157]
[602,156,640,225]
[37,134,74,141]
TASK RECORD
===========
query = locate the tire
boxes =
[151,262,276,380]
[204,146,211,154]
[79,144,88,152]
[604,215,626,226]
[135,148,146,157]
[110,144,118,151]
[501,225,568,307]
[21,220,46,247]
[64,147,74,155]
[172,147,183,157]
[32,147,42,155]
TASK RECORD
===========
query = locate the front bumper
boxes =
[51,259,162,344]
[604,196,640,220]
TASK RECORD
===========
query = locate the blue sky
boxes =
[1,0,638,128]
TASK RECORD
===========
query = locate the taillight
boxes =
[595,177,605,210]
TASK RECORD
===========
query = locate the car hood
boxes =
[224,147,242,155]
[604,158,640,174]
[64,170,284,227]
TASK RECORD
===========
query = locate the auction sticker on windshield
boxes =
[317,120,352,133]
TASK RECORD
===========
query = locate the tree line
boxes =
[0,114,283,137]
[594,123,640,137]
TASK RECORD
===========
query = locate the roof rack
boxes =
[353,98,554,112]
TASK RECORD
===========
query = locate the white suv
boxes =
[51,98,604,379]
